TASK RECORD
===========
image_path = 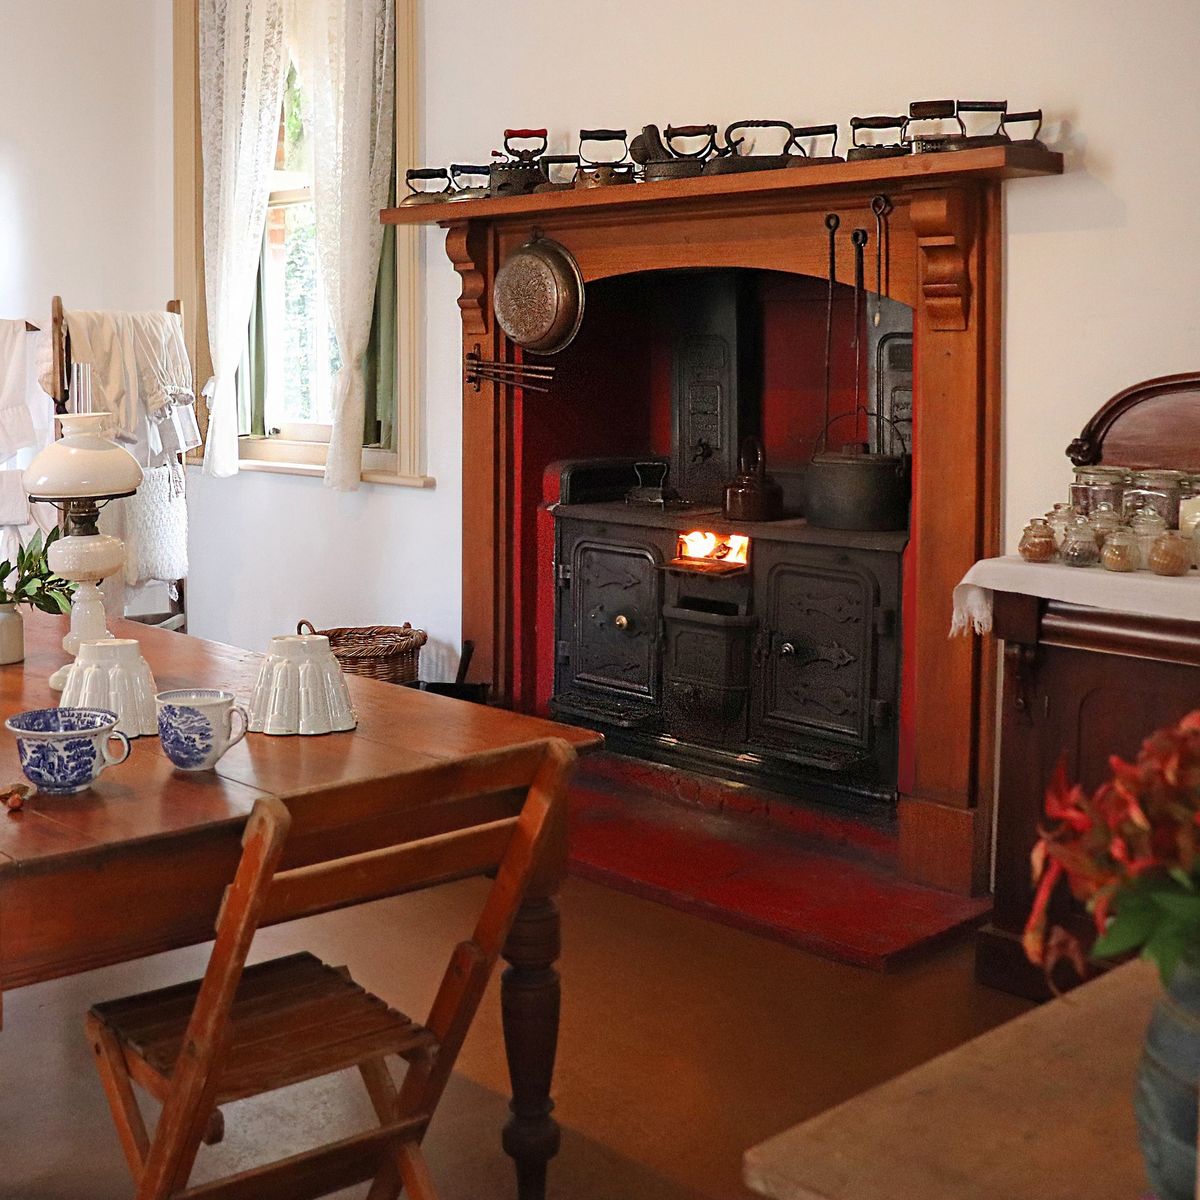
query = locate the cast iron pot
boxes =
[802,414,911,531]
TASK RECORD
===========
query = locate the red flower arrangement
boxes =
[1024,709,1200,987]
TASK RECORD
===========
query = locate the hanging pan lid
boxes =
[492,236,585,356]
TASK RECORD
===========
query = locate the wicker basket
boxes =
[296,619,427,685]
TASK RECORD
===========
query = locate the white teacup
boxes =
[156,689,248,771]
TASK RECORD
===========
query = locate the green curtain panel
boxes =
[363,173,397,451]
[236,227,269,437]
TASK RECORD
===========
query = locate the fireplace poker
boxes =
[871,194,892,326]
[851,227,868,434]
[822,213,840,451]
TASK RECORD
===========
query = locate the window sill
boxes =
[188,438,435,488]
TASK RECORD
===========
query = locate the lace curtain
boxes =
[290,0,395,490]
[198,0,288,478]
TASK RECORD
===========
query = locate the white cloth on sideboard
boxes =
[950,555,1200,636]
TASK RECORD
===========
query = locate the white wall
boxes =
[7,2,1198,674]
[0,1,174,323]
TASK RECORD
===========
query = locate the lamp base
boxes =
[49,580,113,693]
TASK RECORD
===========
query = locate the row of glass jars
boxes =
[1071,465,1200,529]
[1019,504,1196,575]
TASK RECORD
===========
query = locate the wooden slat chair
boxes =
[85,738,576,1200]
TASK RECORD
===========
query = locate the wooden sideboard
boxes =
[975,590,1200,999]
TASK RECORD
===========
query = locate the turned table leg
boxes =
[500,893,561,1200]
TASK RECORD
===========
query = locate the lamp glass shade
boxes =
[23,413,144,500]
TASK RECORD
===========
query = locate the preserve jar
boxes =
[1129,506,1169,569]
[1061,521,1101,568]
[1045,502,1076,548]
[1018,518,1058,563]
[1100,528,1140,573]
[1124,469,1189,528]
[1089,501,1123,547]
[1070,466,1128,516]
[1149,531,1193,577]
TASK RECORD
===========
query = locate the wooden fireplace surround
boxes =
[384,144,1063,895]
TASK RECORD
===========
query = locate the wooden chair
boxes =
[85,738,576,1200]
[50,295,188,632]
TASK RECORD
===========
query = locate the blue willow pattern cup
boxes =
[156,689,248,771]
[5,707,131,794]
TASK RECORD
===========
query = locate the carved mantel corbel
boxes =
[445,220,488,337]
[910,188,974,332]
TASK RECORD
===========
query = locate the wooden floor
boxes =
[0,877,1029,1199]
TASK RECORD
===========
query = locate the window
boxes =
[227,2,428,487]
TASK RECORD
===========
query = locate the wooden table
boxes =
[743,961,1155,1200]
[0,612,601,1200]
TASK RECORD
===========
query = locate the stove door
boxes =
[753,557,880,752]
[569,539,661,701]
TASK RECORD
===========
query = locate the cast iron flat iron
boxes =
[847,115,910,161]
[905,100,966,153]
[399,167,452,206]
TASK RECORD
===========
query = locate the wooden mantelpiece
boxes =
[383,143,1059,228]
[384,143,1063,896]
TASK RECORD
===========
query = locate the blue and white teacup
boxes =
[156,690,249,771]
[5,707,131,794]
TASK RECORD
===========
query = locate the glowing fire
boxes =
[678,531,750,564]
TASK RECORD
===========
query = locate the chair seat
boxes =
[90,953,436,1105]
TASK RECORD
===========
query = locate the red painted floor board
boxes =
[568,781,990,971]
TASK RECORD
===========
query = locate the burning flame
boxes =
[678,531,750,564]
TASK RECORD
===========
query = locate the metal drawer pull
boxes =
[614,614,631,631]
[779,641,796,656]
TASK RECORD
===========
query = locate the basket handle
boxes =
[297,619,317,635]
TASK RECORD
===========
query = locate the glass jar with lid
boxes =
[1089,501,1123,547]
[1129,505,1169,569]
[1148,530,1193,577]
[1044,502,1076,548]
[1070,466,1129,516]
[1018,518,1058,563]
[1100,528,1140,573]
[1123,469,1189,528]
[1061,520,1101,568]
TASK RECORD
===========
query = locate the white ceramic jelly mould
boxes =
[248,634,357,736]
[58,638,158,738]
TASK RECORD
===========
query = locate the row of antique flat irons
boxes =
[399,100,1045,206]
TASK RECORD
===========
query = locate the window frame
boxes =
[174,0,431,489]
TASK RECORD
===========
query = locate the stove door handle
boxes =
[779,641,797,656]
[614,614,632,631]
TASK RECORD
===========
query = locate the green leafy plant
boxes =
[1025,710,1200,987]
[0,528,75,615]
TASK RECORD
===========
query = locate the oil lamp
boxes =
[23,409,143,689]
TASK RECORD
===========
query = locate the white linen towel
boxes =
[0,470,30,529]
[0,320,37,460]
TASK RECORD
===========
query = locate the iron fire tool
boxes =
[464,345,555,394]
[851,227,870,439]
[822,212,840,450]
[870,195,893,326]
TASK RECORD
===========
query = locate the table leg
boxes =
[500,893,561,1200]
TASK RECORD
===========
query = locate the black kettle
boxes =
[723,437,783,522]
